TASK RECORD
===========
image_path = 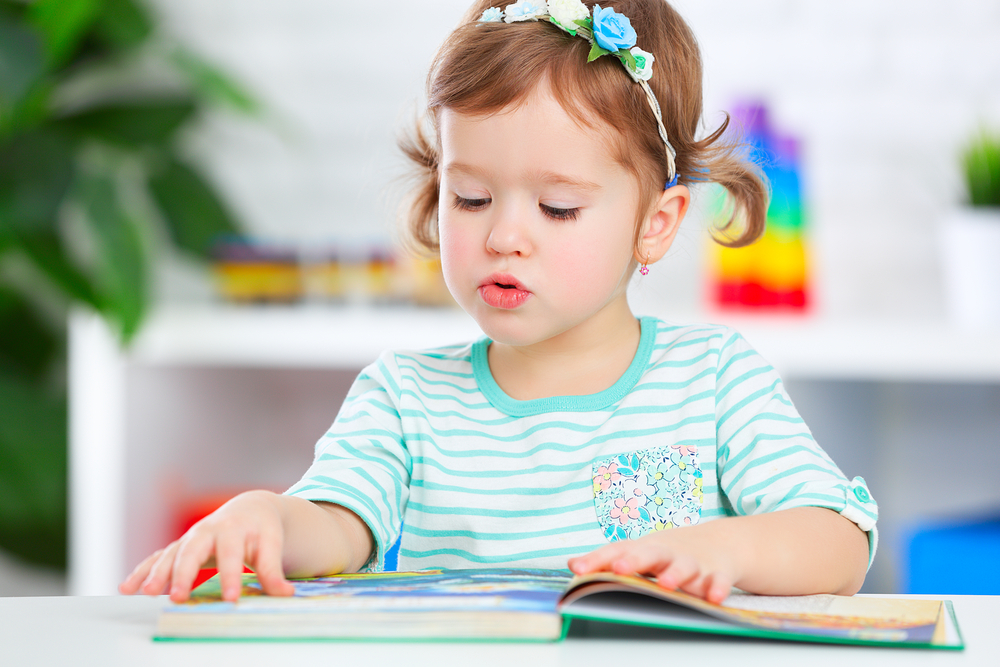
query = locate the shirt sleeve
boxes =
[713,330,879,567]
[285,351,411,571]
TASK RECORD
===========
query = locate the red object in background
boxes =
[174,492,255,589]
[716,281,808,310]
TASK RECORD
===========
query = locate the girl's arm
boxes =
[568,506,870,603]
[119,490,374,603]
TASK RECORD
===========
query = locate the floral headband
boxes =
[480,0,679,188]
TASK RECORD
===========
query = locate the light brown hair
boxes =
[399,0,768,255]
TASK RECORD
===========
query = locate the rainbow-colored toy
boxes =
[709,103,809,310]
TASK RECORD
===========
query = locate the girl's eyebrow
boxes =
[443,163,602,193]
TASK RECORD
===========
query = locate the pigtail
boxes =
[688,114,770,249]
[397,115,441,255]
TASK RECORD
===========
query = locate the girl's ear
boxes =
[634,184,690,265]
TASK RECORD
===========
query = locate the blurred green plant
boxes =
[961,129,1000,208]
[0,0,253,569]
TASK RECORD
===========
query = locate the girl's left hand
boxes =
[567,523,743,604]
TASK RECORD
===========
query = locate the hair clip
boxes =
[480,1,678,187]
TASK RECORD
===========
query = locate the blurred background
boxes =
[1,0,998,597]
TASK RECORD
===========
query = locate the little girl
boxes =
[121,0,877,606]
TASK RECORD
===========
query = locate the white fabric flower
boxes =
[547,0,589,32]
[629,46,655,81]
[480,7,504,22]
[504,0,548,22]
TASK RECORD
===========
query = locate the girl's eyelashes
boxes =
[540,203,580,221]
[452,194,580,221]
[453,195,491,211]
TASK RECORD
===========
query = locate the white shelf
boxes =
[128,303,1000,383]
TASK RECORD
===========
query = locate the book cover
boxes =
[154,568,963,649]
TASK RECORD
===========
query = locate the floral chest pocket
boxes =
[592,445,703,542]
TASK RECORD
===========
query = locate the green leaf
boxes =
[0,129,74,233]
[27,0,102,68]
[619,49,637,70]
[76,171,147,340]
[148,156,240,257]
[58,98,197,147]
[172,48,258,114]
[17,230,103,310]
[548,17,576,36]
[962,131,1000,207]
[587,41,610,62]
[0,10,46,113]
[574,18,593,30]
[92,0,151,50]
[0,286,60,382]
[0,370,67,569]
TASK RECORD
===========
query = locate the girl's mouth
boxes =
[478,274,531,310]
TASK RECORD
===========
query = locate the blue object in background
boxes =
[903,516,1000,594]
[384,532,401,571]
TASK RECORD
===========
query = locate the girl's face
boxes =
[437,83,644,349]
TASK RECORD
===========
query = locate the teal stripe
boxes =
[724,434,816,480]
[400,543,601,564]
[400,388,494,411]
[339,399,400,423]
[375,358,401,400]
[633,368,714,392]
[399,407,516,427]
[322,428,405,449]
[649,349,716,371]
[613,390,714,417]
[398,373,482,395]
[404,521,598,541]
[304,474,386,536]
[717,366,772,405]
[716,378,781,433]
[342,383,390,405]
[792,492,850,507]
[410,477,592,496]
[398,358,474,380]
[334,438,411,481]
[716,348,757,381]
[652,334,718,351]
[395,344,471,359]
[403,414,715,459]
[412,456,588,478]
[718,412,807,460]
[353,463,402,529]
[406,499,593,518]
[733,463,843,509]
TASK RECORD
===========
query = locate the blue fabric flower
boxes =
[592,5,637,53]
[504,0,548,23]
[480,7,504,22]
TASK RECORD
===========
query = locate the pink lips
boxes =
[478,273,531,310]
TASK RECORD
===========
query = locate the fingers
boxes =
[119,548,165,595]
[139,541,184,596]
[569,532,736,605]
[252,524,295,597]
[168,530,218,603]
[568,542,628,575]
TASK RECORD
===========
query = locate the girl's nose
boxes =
[485,204,532,257]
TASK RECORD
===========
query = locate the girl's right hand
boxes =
[118,489,296,603]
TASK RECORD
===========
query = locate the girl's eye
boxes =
[453,196,490,211]
[540,204,580,221]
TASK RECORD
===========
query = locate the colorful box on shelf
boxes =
[211,238,455,307]
[708,102,810,310]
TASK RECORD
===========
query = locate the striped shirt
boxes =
[286,317,878,571]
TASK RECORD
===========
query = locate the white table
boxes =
[1,594,997,667]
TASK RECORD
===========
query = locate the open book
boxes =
[155,568,963,649]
